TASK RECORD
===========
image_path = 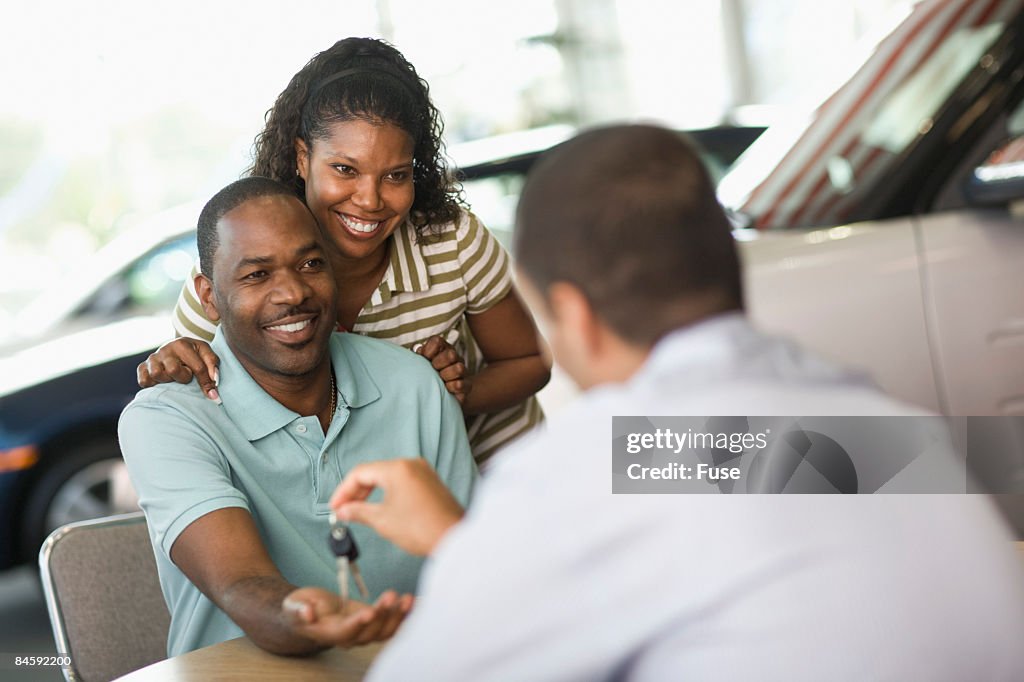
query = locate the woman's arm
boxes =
[462,288,550,416]
[137,337,221,401]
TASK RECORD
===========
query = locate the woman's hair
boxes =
[248,37,463,234]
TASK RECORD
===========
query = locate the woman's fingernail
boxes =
[208,388,222,405]
[213,368,220,386]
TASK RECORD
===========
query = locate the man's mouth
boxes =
[266,319,312,333]
[262,314,319,343]
[339,213,383,236]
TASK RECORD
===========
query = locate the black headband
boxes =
[308,66,417,99]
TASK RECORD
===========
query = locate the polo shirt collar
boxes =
[371,220,431,305]
[211,330,381,442]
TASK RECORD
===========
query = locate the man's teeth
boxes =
[267,319,312,333]
[341,214,381,233]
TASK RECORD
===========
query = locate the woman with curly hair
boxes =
[140,37,549,465]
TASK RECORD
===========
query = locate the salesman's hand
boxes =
[330,459,465,557]
[282,587,413,648]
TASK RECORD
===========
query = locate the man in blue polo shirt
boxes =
[118,177,476,657]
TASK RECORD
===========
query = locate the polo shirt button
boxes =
[296,424,307,433]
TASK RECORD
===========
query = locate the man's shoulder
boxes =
[336,333,438,381]
[121,380,219,422]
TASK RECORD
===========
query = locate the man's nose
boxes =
[270,270,313,305]
[351,176,383,212]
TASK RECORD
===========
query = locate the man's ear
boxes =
[547,282,600,352]
[294,138,310,182]
[195,273,221,323]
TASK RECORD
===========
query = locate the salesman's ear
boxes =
[195,274,221,323]
[547,282,601,354]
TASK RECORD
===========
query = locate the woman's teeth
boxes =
[267,319,311,333]
[341,214,381,233]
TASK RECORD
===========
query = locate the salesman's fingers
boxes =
[334,500,385,529]
[329,461,394,507]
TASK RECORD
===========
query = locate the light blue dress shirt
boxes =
[119,330,476,656]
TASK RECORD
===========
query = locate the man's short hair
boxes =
[196,177,305,278]
[514,124,743,346]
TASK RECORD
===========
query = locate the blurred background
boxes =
[7,1,1024,678]
[0,0,905,317]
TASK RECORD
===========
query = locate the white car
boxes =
[463,0,1024,419]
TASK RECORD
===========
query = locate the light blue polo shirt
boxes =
[118,330,477,656]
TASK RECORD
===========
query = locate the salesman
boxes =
[326,125,1024,680]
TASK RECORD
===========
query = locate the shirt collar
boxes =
[212,330,381,441]
[372,220,431,305]
[636,311,868,390]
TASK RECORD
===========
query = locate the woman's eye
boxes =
[386,170,410,182]
[332,164,356,175]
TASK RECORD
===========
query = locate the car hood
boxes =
[0,314,170,399]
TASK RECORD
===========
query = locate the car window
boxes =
[73,235,197,318]
[730,1,1020,229]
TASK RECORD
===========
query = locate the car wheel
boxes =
[21,437,140,562]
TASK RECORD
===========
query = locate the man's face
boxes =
[198,194,337,382]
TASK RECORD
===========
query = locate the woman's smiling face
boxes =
[296,118,416,265]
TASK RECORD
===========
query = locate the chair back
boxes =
[39,511,170,682]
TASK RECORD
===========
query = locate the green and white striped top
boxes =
[172,208,543,465]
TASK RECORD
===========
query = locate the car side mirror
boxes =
[964,136,1024,207]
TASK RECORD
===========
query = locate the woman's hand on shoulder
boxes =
[138,337,221,401]
[415,335,472,405]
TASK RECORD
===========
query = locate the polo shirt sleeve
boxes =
[427,381,478,508]
[118,392,249,560]
[171,261,218,342]
[454,211,513,315]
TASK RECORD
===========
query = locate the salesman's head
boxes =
[194,177,337,382]
[514,124,743,388]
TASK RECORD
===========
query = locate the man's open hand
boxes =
[282,587,413,648]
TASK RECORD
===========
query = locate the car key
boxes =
[328,511,370,607]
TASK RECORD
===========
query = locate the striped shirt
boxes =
[173,208,543,465]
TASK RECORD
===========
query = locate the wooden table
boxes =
[113,637,383,681]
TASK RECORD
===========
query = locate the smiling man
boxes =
[118,177,476,657]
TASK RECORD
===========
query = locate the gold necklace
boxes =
[327,366,337,425]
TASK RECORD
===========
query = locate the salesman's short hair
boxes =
[514,124,743,346]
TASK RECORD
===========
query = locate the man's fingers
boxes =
[352,592,398,646]
[379,594,413,640]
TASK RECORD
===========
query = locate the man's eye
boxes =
[242,270,267,281]
[302,258,325,270]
